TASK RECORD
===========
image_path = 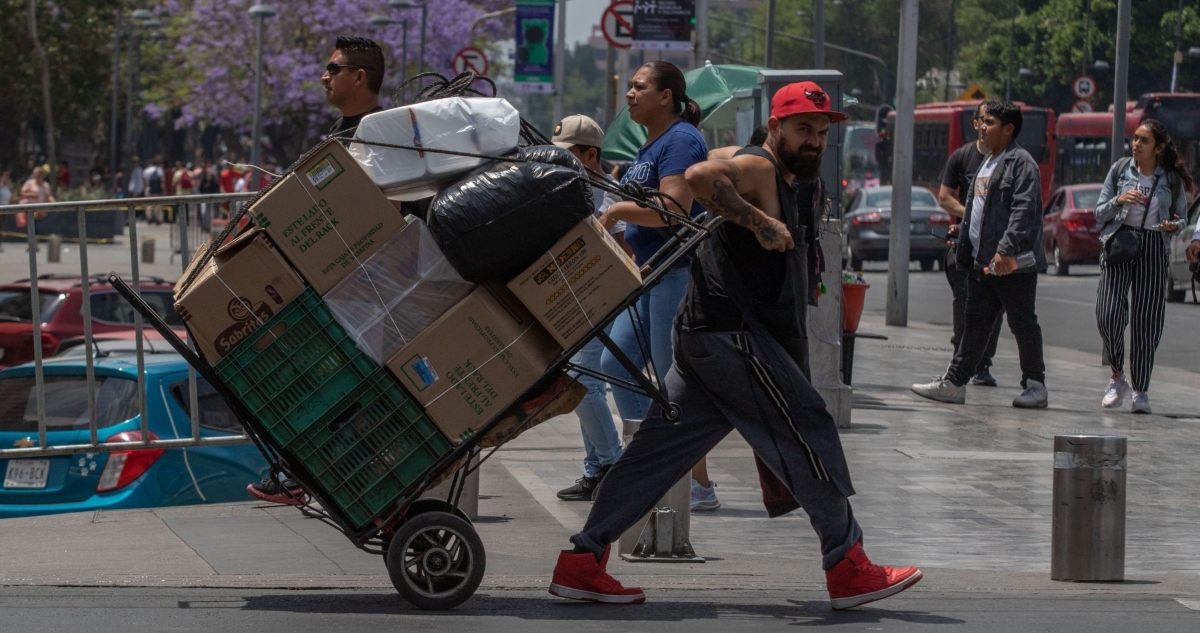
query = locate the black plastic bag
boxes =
[427,145,593,282]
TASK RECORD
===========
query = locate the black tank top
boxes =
[678,146,817,332]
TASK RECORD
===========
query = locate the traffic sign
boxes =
[452,47,489,76]
[602,0,635,49]
[1071,100,1094,113]
[1072,75,1097,100]
[957,83,987,101]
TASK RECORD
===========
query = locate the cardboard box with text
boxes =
[386,285,561,443]
[173,228,306,362]
[248,142,405,295]
[506,217,642,348]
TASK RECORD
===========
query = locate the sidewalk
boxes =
[2,311,1199,604]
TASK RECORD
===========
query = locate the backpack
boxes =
[147,168,164,195]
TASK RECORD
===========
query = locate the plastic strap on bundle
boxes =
[422,325,535,407]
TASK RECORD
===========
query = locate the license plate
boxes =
[4,459,50,489]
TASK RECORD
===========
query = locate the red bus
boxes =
[882,101,1057,201]
[1055,93,1200,189]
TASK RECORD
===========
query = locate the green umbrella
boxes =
[601,63,764,161]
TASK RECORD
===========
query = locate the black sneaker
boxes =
[557,465,611,501]
[247,474,306,505]
[970,367,997,387]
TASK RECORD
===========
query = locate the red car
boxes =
[0,275,180,369]
[1043,184,1104,276]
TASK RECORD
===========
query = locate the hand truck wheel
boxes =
[385,510,486,610]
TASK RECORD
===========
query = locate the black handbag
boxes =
[1103,173,1159,266]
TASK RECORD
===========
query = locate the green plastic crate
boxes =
[214,288,377,443]
[285,371,454,529]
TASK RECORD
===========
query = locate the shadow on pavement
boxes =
[235,593,965,625]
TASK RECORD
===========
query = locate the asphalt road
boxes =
[1,587,1197,633]
[859,262,1200,375]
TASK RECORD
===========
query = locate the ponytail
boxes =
[641,60,702,128]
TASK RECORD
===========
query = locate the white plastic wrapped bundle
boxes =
[349,97,521,200]
[324,218,475,364]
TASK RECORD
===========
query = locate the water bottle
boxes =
[986,251,1037,275]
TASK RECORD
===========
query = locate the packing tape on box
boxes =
[290,166,412,348]
[543,246,597,331]
[422,325,537,407]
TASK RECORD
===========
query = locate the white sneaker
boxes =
[1131,391,1151,415]
[1102,376,1130,409]
[910,376,966,404]
[690,479,721,511]
[1013,379,1049,409]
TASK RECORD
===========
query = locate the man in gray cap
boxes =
[550,115,627,502]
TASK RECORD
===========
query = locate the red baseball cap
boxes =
[770,81,848,123]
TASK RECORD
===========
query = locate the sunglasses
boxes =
[325,62,374,75]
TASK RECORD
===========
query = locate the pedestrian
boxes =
[247,34,390,507]
[1188,210,1200,265]
[911,100,1048,409]
[172,160,193,196]
[127,156,145,199]
[1093,119,1194,414]
[936,101,1004,387]
[549,115,626,502]
[18,166,54,246]
[143,155,166,224]
[594,61,720,511]
[0,170,11,252]
[549,81,922,609]
[88,157,108,189]
[55,159,71,190]
[322,36,385,137]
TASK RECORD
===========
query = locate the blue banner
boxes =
[514,0,555,93]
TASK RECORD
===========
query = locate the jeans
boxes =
[600,266,690,422]
[944,251,1003,369]
[575,329,861,570]
[570,332,622,477]
[946,270,1045,387]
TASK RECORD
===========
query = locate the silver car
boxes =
[1166,196,1200,303]
[843,186,953,271]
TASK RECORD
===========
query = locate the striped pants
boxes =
[1096,228,1169,392]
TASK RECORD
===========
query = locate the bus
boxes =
[1055,93,1200,189]
[882,101,1057,201]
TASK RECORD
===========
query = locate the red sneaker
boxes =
[549,546,646,604]
[246,477,307,506]
[825,542,922,610]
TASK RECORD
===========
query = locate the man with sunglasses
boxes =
[936,101,1004,387]
[322,36,385,137]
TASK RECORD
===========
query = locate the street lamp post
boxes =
[248,4,276,191]
[389,0,426,78]
[126,11,156,164]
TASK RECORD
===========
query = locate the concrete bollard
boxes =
[47,234,62,263]
[617,419,701,562]
[422,453,480,521]
[1051,435,1126,582]
[141,237,156,264]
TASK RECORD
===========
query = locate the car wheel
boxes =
[919,258,935,272]
[1053,244,1069,276]
[1165,276,1186,303]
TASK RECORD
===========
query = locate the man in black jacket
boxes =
[911,100,1048,409]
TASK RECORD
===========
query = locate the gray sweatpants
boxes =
[571,328,862,570]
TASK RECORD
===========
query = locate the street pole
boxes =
[248,4,275,192]
[1170,0,1184,93]
[696,0,709,65]
[765,0,776,68]
[110,7,121,177]
[1082,0,1091,76]
[1005,0,1016,101]
[553,0,566,124]
[814,0,825,69]
[401,20,408,101]
[125,30,137,160]
[389,2,425,78]
[886,0,918,328]
[1110,0,1130,166]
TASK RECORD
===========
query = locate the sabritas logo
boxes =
[227,297,253,321]
[215,301,275,356]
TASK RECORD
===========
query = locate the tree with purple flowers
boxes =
[143,0,509,165]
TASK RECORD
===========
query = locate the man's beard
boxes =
[776,137,823,180]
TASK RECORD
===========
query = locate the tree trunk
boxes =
[28,0,56,185]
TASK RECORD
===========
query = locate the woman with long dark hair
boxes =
[1094,119,1194,414]
[596,61,717,507]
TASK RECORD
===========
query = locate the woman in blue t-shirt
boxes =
[597,61,716,507]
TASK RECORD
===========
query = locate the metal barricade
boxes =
[0,193,254,459]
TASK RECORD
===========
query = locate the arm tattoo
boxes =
[697,179,777,242]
